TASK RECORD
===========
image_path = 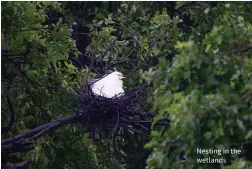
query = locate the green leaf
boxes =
[225,4,230,8]
[204,8,210,14]
[245,130,252,140]
[236,119,246,132]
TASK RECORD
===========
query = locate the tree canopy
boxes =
[1,1,252,169]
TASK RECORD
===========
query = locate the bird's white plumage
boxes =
[91,71,125,98]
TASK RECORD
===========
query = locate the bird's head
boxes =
[111,71,126,80]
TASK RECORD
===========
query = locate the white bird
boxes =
[91,71,126,98]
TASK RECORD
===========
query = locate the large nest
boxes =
[74,79,169,138]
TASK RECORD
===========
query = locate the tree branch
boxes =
[3,55,44,87]
[100,37,118,60]
[1,96,15,133]
[1,30,7,53]
[3,55,65,91]
[2,52,29,57]
[1,114,82,153]
[226,44,252,54]
[5,160,32,169]
[241,90,252,100]
[2,24,69,33]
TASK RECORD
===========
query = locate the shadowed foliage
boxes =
[1,1,252,169]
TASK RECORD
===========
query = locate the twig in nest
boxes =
[75,81,170,142]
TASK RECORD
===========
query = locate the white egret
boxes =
[91,71,126,98]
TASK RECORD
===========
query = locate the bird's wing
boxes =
[88,73,110,85]
[91,79,106,96]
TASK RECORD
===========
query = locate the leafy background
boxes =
[1,2,252,169]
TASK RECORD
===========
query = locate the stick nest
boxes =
[74,81,158,135]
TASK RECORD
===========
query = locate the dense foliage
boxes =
[1,1,252,169]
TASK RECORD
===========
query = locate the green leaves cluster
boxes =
[146,2,252,169]
[1,2,85,169]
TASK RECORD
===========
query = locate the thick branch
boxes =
[2,52,29,57]
[31,121,61,140]
[1,114,82,153]
[5,160,32,169]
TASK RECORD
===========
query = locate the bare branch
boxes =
[1,114,82,153]
[2,52,29,57]
[1,30,7,53]
[2,24,69,33]
[241,90,252,100]
[226,44,252,54]
[5,160,32,169]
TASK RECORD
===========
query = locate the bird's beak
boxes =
[120,74,126,79]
